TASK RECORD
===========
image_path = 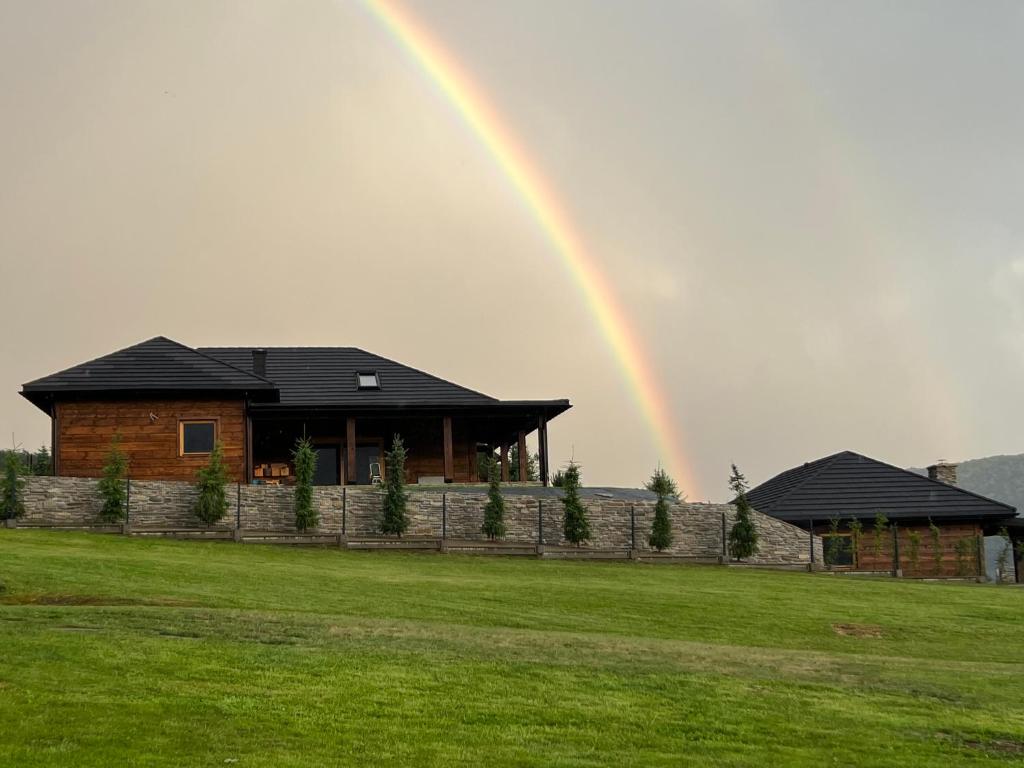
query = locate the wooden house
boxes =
[745,451,1016,578]
[20,337,569,486]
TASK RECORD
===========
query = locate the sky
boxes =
[1,0,1023,501]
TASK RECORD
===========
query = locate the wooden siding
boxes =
[828,522,984,578]
[56,399,246,482]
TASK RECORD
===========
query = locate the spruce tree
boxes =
[1,451,25,520]
[97,436,128,524]
[380,434,409,536]
[728,464,759,560]
[194,442,229,525]
[292,437,319,532]
[481,457,506,540]
[33,446,52,476]
[646,467,676,551]
[509,446,539,482]
[561,462,590,546]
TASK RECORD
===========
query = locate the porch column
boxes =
[500,443,510,482]
[346,417,356,484]
[517,431,528,483]
[443,416,454,483]
[244,412,253,483]
[538,415,549,487]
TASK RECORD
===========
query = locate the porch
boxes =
[244,406,559,487]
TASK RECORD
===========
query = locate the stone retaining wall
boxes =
[15,476,817,564]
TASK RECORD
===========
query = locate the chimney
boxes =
[927,461,958,486]
[247,352,264,378]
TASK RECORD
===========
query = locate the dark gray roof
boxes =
[21,337,276,409]
[21,338,570,418]
[200,346,501,408]
[746,451,1016,522]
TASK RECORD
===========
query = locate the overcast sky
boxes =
[1,0,1023,499]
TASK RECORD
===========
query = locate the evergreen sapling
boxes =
[646,467,676,551]
[1,451,25,521]
[481,457,506,540]
[728,464,759,560]
[380,435,409,536]
[97,436,128,524]
[292,437,319,532]
[194,442,229,525]
[561,462,590,546]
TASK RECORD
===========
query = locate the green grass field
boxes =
[0,530,1021,766]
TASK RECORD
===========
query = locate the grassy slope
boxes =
[0,531,1021,767]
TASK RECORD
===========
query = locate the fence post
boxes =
[892,523,901,578]
[721,511,728,562]
[809,518,815,567]
[233,483,242,542]
[537,499,544,552]
[123,477,131,534]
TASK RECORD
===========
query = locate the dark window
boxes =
[181,421,215,455]
[313,447,339,486]
[824,534,855,567]
[356,372,380,389]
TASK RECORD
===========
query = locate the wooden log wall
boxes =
[853,522,982,578]
[55,399,246,482]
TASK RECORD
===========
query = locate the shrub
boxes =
[929,519,943,575]
[848,517,863,568]
[551,469,565,488]
[481,457,506,540]
[872,512,889,563]
[0,451,26,520]
[646,467,676,551]
[97,436,128,524]
[561,462,590,546]
[292,437,319,532]
[907,530,922,574]
[825,518,842,568]
[953,538,972,578]
[380,435,409,536]
[194,442,229,525]
[728,464,759,561]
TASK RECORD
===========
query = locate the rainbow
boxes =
[362,0,697,495]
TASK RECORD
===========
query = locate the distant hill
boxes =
[910,454,1024,516]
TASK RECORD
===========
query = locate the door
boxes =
[313,446,340,485]
[355,445,381,485]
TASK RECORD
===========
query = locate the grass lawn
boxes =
[0,531,1022,766]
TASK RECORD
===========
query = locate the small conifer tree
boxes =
[728,464,759,560]
[551,469,565,488]
[97,436,128,523]
[292,437,318,532]
[380,434,409,536]
[1,451,26,520]
[907,529,922,574]
[561,462,590,546]
[33,446,52,476]
[481,457,506,540]
[646,467,676,551]
[872,512,889,563]
[929,518,943,575]
[194,442,229,525]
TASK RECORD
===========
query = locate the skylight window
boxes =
[356,372,380,390]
